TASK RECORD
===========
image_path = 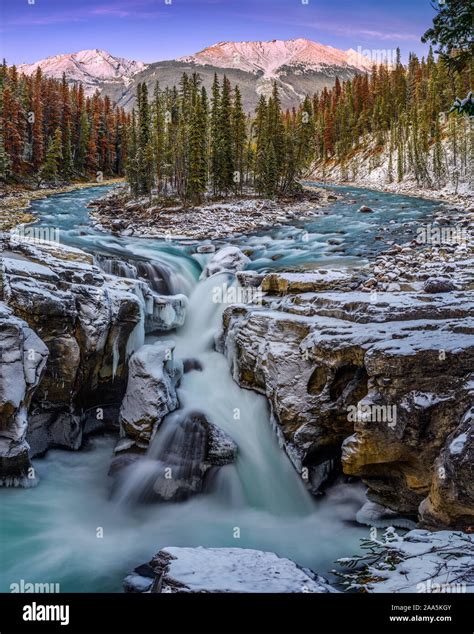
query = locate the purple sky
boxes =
[1,0,437,65]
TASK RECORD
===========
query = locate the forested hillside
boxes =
[0,47,470,199]
[0,64,129,184]
[312,49,472,191]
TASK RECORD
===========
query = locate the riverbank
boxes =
[0,178,124,232]
[314,175,472,210]
[310,128,472,210]
[87,185,340,240]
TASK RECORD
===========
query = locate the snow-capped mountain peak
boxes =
[16,39,375,111]
[178,38,374,76]
[18,49,147,95]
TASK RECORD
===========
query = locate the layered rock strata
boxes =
[217,207,474,529]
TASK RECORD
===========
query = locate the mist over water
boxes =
[0,184,439,592]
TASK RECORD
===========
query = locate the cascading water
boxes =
[114,272,318,516]
[95,254,174,294]
[0,184,441,592]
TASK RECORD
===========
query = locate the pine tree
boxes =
[210,74,221,195]
[232,85,247,194]
[216,76,234,195]
[135,83,154,196]
[253,95,268,195]
[0,131,10,180]
[40,127,62,182]
[126,110,139,197]
[75,109,89,175]
[152,82,165,189]
[267,82,285,182]
[31,68,44,171]
[187,92,207,204]
[62,123,74,179]
[433,117,445,186]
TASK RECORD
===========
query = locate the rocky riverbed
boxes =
[87,185,339,240]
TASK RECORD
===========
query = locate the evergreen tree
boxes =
[40,127,62,182]
[253,95,268,195]
[75,109,89,174]
[62,123,74,179]
[0,131,10,180]
[187,92,207,203]
[126,110,139,197]
[216,76,234,195]
[31,68,44,171]
[210,74,221,195]
[232,85,247,194]
[136,83,154,195]
[422,0,472,73]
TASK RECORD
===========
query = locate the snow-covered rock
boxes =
[125,547,337,593]
[0,305,48,486]
[0,238,144,467]
[118,341,181,448]
[200,246,250,279]
[261,270,357,294]
[0,235,186,484]
[419,409,473,530]
[423,278,456,293]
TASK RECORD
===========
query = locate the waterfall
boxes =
[95,254,173,295]
[6,183,438,591]
[115,272,317,517]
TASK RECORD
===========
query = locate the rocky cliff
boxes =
[217,205,473,530]
[0,234,186,486]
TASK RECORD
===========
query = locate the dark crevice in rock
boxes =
[307,366,327,394]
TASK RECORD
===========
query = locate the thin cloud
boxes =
[324,25,420,42]
[229,11,421,44]
[3,0,164,28]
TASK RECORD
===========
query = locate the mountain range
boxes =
[18,39,374,111]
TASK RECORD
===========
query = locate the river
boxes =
[0,184,440,592]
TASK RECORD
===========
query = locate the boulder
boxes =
[200,246,250,279]
[196,245,216,254]
[124,547,337,593]
[423,278,456,293]
[113,410,237,502]
[0,305,48,486]
[260,271,357,295]
[358,205,374,213]
[118,341,182,447]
